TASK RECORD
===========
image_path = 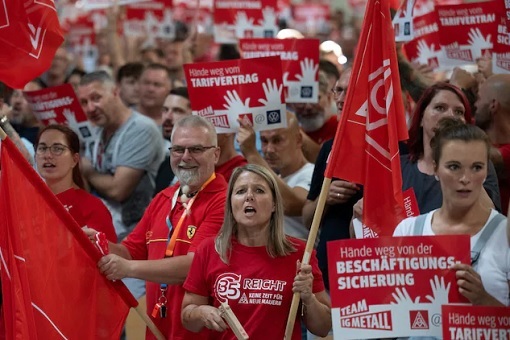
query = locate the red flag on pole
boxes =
[0,0,64,89]
[0,137,137,339]
[324,0,409,236]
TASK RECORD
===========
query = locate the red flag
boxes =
[0,0,64,89]
[324,0,409,236]
[0,137,137,339]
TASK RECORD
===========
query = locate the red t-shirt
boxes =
[122,174,227,340]
[215,155,248,183]
[183,237,325,340]
[305,115,338,145]
[56,188,117,242]
[498,144,510,215]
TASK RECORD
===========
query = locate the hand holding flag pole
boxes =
[284,178,331,338]
[284,0,409,337]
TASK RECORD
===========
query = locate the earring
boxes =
[434,175,439,181]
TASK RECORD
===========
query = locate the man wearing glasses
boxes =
[86,115,227,339]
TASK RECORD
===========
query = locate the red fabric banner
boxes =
[0,0,64,89]
[0,138,137,339]
[324,0,409,236]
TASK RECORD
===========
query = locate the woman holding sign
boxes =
[181,164,331,339]
[35,125,117,242]
[394,118,509,306]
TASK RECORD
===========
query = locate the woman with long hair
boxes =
[181,164,331,339]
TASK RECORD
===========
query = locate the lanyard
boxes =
[164,173,216,257]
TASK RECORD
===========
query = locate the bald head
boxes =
[259,111,306,177]
[475,74,510,130]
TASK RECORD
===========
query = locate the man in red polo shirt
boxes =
[88,115,227,339]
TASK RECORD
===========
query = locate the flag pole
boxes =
[284,177,331,339]
[134,305,165,340]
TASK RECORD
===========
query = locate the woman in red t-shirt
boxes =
[181,164,331,339]
[35,125,117,242]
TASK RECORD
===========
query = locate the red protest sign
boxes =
[213,0,278,43]
[492,16,510,74]
[436,1,500,68]
[24,84,95,142]
[442,305,510,340]
[239,38,320,103]
[402,188,420,217]
[184,56,286,133]
[404,12,444,70]
[327,236,470,338]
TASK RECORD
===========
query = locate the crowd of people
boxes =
[0,2,509,340]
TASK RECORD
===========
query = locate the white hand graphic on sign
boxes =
[391,287,421,307]
[64,109,92,139]
[467,28,492,49]
[416,40,437,65]
[296,58,318,83]
[235,11,254,38]
[157,9,175,39]
[223,90,251,113]
[467,28,492,60]
[259,7,277,31]
[425,275,451,305]
[258,79,282,109]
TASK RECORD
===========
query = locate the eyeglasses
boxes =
[169,145,216,156]
[36,144,71,156]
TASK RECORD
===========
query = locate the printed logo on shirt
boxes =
[214,272,287,306]
[186,225,197,239]
[215,273,242,302]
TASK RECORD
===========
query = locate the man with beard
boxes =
[237,111,313,239]
[290,71,338,163]
[475,74,510,215]
[136,63,172,125]
[87,115,226,339]
[155,87,192,194]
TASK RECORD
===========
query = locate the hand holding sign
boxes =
[296,58,318,83]
[258,79,282,110]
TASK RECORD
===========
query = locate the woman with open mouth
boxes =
[35,124,117,243]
